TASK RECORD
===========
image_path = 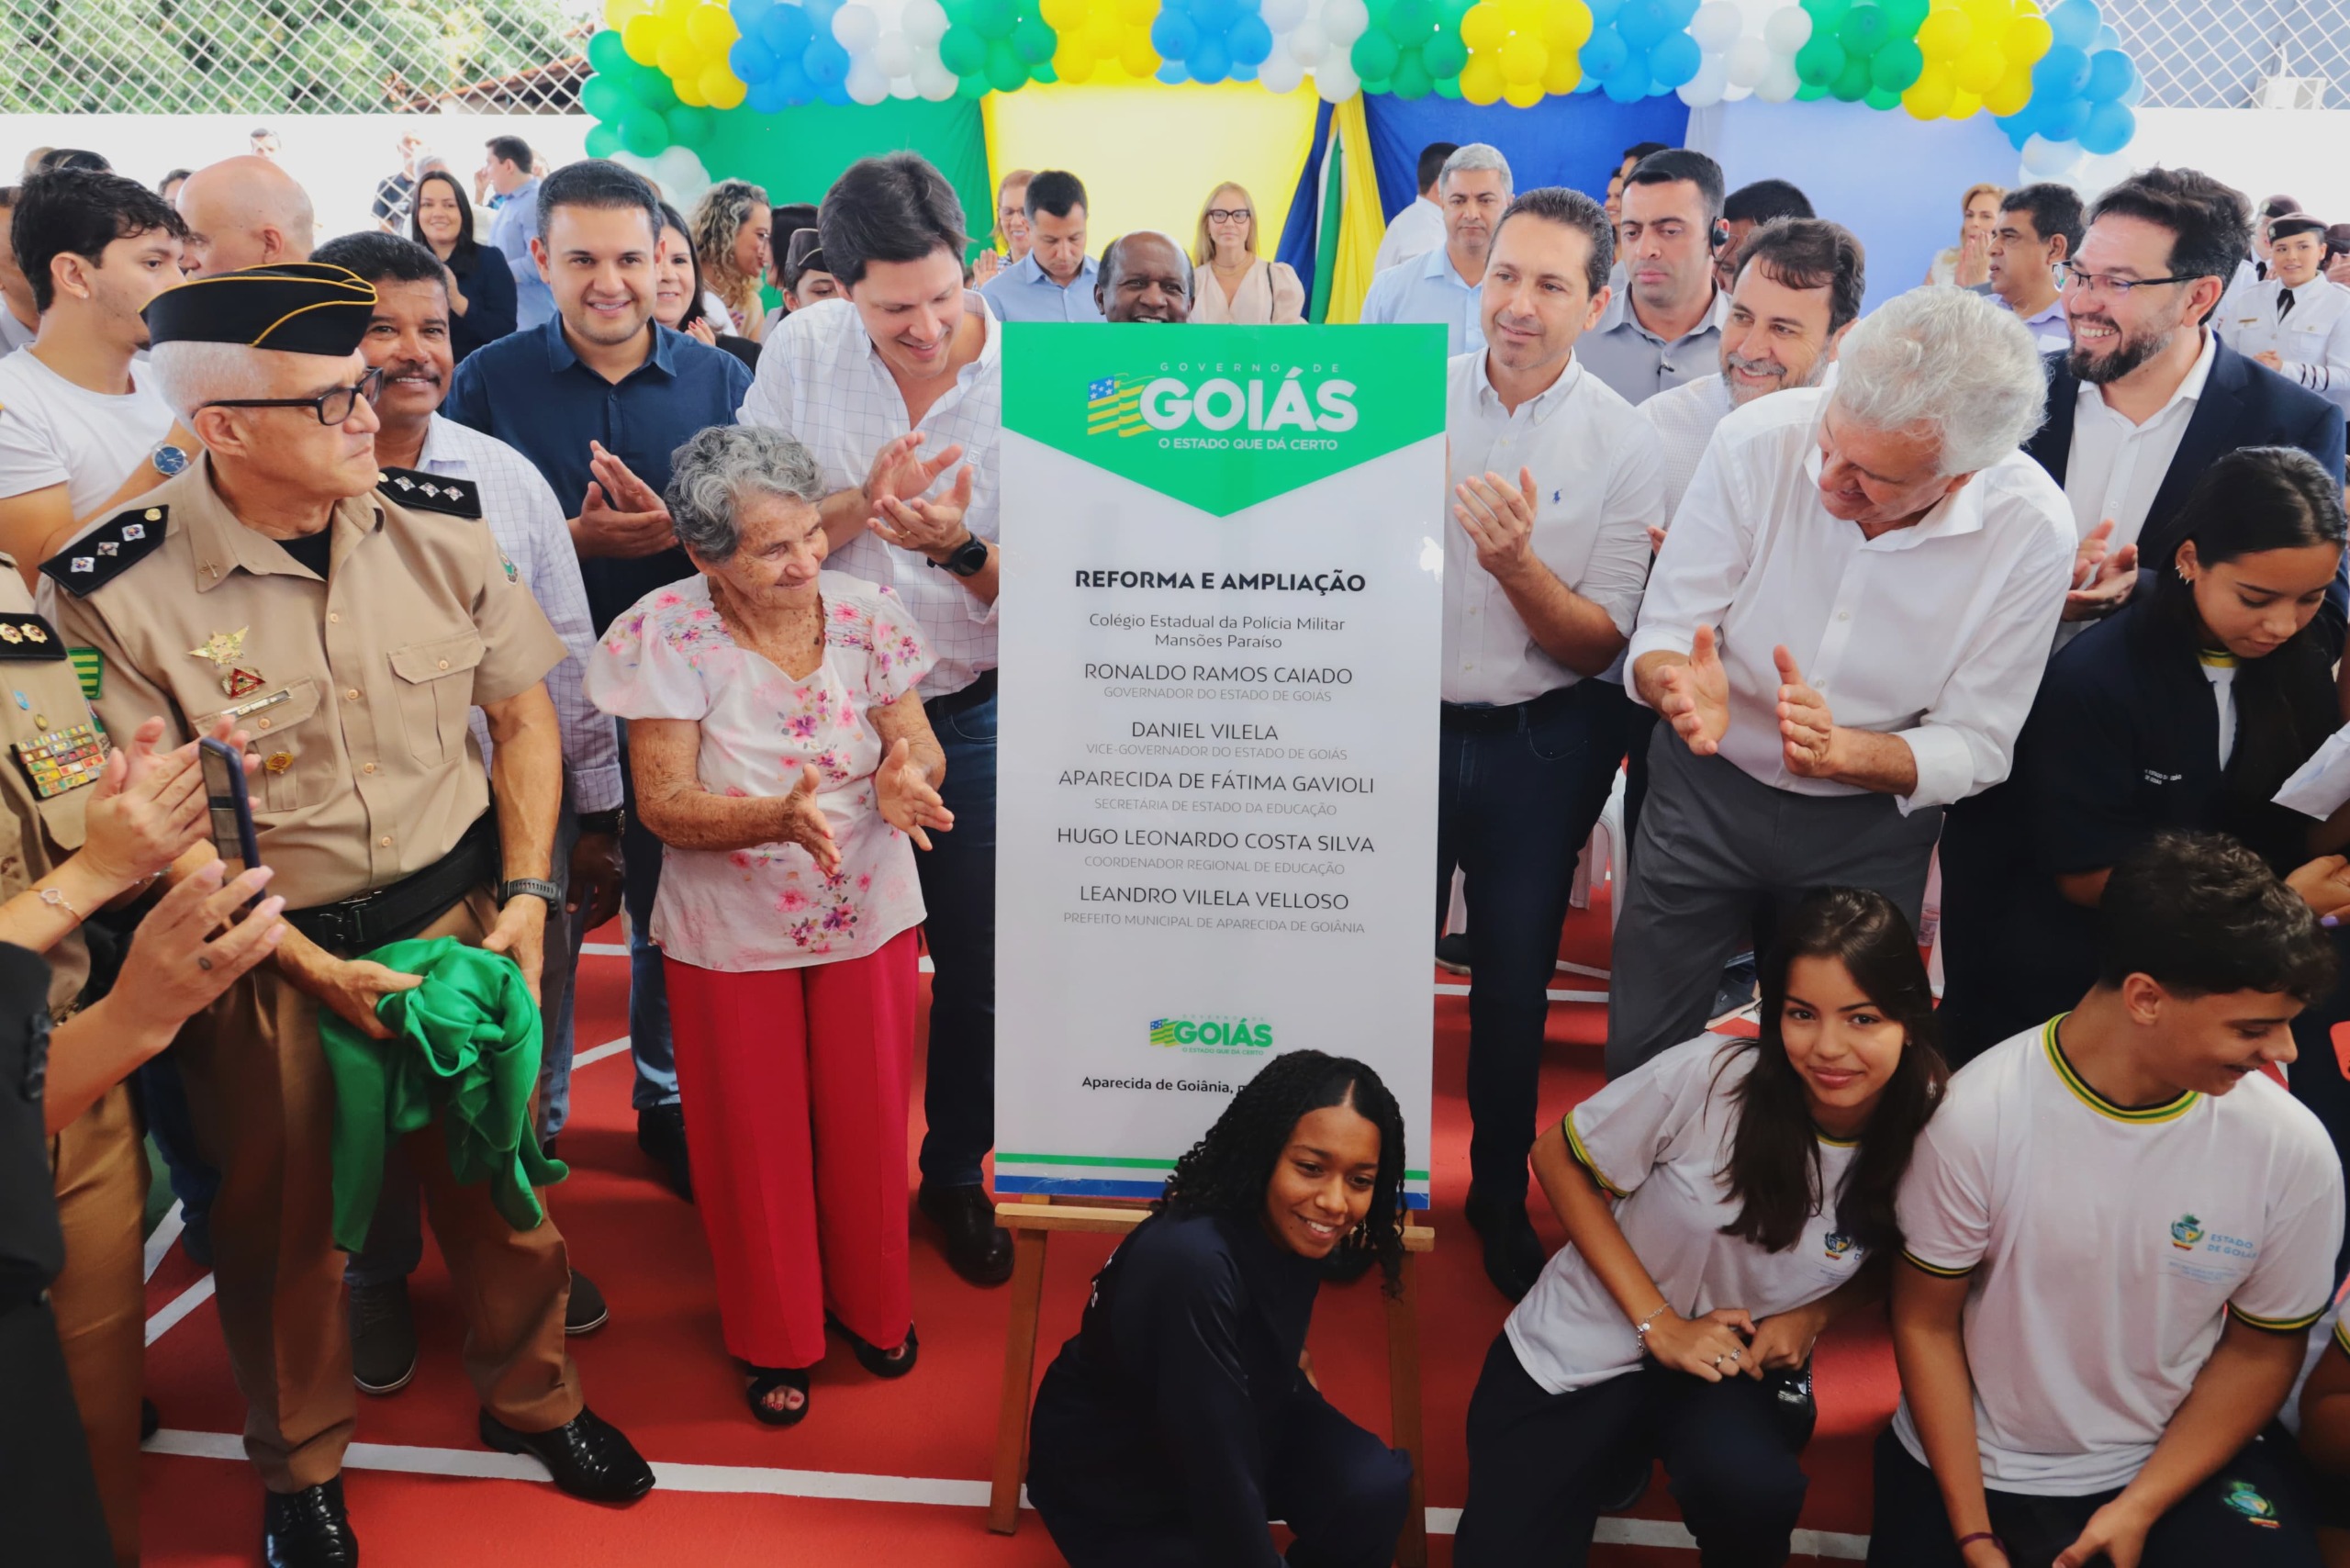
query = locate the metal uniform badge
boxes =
[188,626,263,698]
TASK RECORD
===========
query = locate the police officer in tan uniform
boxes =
[48,262,654,1566]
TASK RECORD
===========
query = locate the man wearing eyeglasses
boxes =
[2019,168,2347,645]
[45,262,655,1565]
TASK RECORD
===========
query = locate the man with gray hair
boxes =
[1358,142,1511,353]
[1606,286,2074,1076]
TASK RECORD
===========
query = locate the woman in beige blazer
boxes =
[1191,181,1306,325]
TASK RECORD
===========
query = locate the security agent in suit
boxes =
[45,263,655,1566]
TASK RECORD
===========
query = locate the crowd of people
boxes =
[0,118,2346,1568]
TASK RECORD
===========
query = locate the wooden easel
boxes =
[987,1193,1438,1568]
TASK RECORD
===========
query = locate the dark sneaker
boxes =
[565,1270,610,1336]
[348,1279,417,1395]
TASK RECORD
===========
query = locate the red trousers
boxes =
[665,929,918,1371]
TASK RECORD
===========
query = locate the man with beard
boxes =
[1094,232,1192,323]
[313,230,623,1392]
[1580,150,1732,407]
[1359,143,1510,354]
[2020,168,2346,649]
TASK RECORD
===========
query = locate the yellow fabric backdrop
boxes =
[981,82,1320,264]
[1322,94,1386,324]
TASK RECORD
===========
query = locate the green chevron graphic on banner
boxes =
[1002,323,1447,517]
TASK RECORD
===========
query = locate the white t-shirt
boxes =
[2280,1282,2346,1438]
[0,350,173,520]
[1505,1036,1870,1394]
[1892,1017,2344,1495]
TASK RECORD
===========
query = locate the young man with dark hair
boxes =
[740,150,1014,1286]
[447,158,753,1197]
[979,167,1101,322]
[1986,182,2084,353]
[1373,140,1460,275]
[0,168,190,577]
[481,133,552,330]
[1717,178,1814,288]
[314,230,624,1390]
[1876,831,2344,1568]
[1582,149,1730,406]
[1440,185,1665,1299]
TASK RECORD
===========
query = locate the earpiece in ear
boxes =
[1711,219,1729,252]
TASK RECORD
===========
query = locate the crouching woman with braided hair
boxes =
[1025,1050,1416,1567]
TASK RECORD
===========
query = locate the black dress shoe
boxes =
[479,1406,655,1504]
[263,1477,358,1567]
[917,1181,1013,1286]
[635,1104,693,1202]
[1464,1185,1546,1303]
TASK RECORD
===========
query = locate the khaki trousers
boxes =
[174,890,581,1492]
[50,1081,146,1566]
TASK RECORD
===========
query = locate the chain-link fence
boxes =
[0,0,602,114]
[0,0,2342,115]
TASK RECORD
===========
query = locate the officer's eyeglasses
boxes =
[200,366,384,426]
[2059,263,2192,299]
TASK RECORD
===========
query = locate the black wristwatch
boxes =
[931,534,990,577]
[575,809,623,837]
[498,877,562,906]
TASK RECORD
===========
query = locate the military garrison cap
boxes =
[142,262,376,356]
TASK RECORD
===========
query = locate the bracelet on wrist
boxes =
[1632,1301,1672,1349]
[38,884,83,921]
[576,809,623,837]
[1954,1532,2003,1555]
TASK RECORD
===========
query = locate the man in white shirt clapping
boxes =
[1438,185,1663,1299]
[1609,286,2073,1077]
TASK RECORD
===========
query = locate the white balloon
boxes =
[1761,6,1810,53]
[845,58,890,101]
[1284,17,1326,63]
[890,77,918,96]
[618,147,713,213]
[1321,0,1370,45]
[1752,55,1799,100]
[873,28,915,73]
[900,0,948,46]
[833,3,881,50]
[2067,148,2137,197]
[1690,2,1743,50]
[1676,51,1730,105]
[1259,45,1306,92]
[1315,57,1360,101]
[2020,133,2080,179]
[912,55,959,97]
[1724,33,1771,86]
[1260,0,1308,31]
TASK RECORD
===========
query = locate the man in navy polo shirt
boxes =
[446,158,752,1196]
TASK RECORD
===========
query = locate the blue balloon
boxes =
[2037,95,2092,141]
[1226,13,1273,64]
[1584,0,1622,19]
[1616,0,1670,49]
[1156,58,1190,81]
[2092,22,2118,50]
[1579,25,1628,76]
[2083,47,2136,103]
[1150,10,1199,55]
[2079,100,2134,155]
[801,0,842,26]
[729,35,778,81]
[771,55,814,97]
[803,34,851,84]
[1189,34,1231,79]
[1192,0,1240,29]
[1660,0,1699,27]
[1230,58,1258,78]
[1647,29,1700,87]
[2046,0,2100,51]
[817,75,851,106]
[2032,43,2090,96]
[1603,55,1651,100]
[2120,73,2143,106]
[1995,112,2032,151]
[758,4,812,56]
[729,0,774,31]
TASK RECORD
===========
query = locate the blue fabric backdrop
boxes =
[1360,95,1694,220]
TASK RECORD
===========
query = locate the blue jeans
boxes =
[915,688,998,1189]
[137,1050,218,1253]
[1434,682,1628,1207]
[618,725,678,1111]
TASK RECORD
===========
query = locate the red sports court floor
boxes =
[138,895,1894,1565]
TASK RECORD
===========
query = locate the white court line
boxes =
[1555,959,1611,980]
[138,1429,1867,1554]
[143,1201,185,1283]
[580,942,628,958]
[145,1272,215,1347]
[570,1035,634,1070]
[1437,984,1609,1005]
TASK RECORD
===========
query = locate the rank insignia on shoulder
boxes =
[39,506,166,597]
[377,467,483,520]
[0,613,63,661]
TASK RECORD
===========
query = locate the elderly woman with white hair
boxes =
[1606,285,2076,1078]
[585,423,952,1428]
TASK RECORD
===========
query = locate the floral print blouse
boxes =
[585,571,934,971]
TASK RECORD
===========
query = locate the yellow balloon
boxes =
[657,32,698,78]
[1055,42,1096,79]
[1541,0,1593,52]
[1038,0,1082,29]
[621,11,664,64]
[1119,38,1159,76]
[707,71,747,107]
[1945,87,1982,118]
[686,4,735,50]
[1953,38,2005,91]
[1499,0,1542,31]
[1118,0,1156,25]
[1902,65,1953,118]
[1498,33,1545,84]
[1982,65,2031,114]
[1085,10,1123,50]
[1915,6,1971,60]
[1540,49,1583,94]
[1959,0,2011,29]
[1460,50,1505,103]
[603,0,645,30]
[1460,3,1507,50]
[2003,12,2052,63]
[1502,79,1544,107]
[655,0,694,23]
[673,69,711,106]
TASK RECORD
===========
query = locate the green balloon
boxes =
[1438,0,1473,23]
[1830,51,1872,100]
[1432,71,1463,97]
[970,0,1016,41]
[632,71,679,112]
[587,29,631,76]
[585,122,623,159]
[1386,0,1435,43]
[1390,50,1434,97]
[1358,76,1392,94]
[1351,30,1401,80]
[985,36,1029,90]
[1863,84,1900,108]
[939,24,988,73]
[1033,60,1057,82]
[1801,0,1852,29]
[580,76,629,122]
[1878,0,1928,33]
[618,110,669,157]
[1420,28,1467,74]
[1011,15,1057,62]
[1869,37,1922,91]
[1793,36,1845,85]
[957,68,990,97]
[1837,4,1887,55]
[666,105,713,146]
[1795,79,1826,99]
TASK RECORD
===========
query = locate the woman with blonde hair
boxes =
[690,178,774,340]
[1922,182,2002,288]
[1190,180,1306,324]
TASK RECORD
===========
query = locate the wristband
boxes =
[498,877,561,906]
[575,809,623,837]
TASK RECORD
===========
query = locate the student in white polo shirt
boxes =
[1456,887,1947,1567]
[1873,832,2344,1568]
[0,168,192,583]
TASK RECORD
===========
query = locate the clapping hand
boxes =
[1773,645,1838,778]
[81,715,257,896]
[971,250,1004,286]
[1452,466,1539,583]
[574,442,676,560]
[772,764,841,875]
[863,431,968,517]
[874,737,954,850]
[2064,518,2138,621]
[1656,624,1732,755]
[870,463,979,564]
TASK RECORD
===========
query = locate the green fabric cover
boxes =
[318,936,565,1252]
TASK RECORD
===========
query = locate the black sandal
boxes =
[831,1317,919,1379]
[746,1365,811,1427]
